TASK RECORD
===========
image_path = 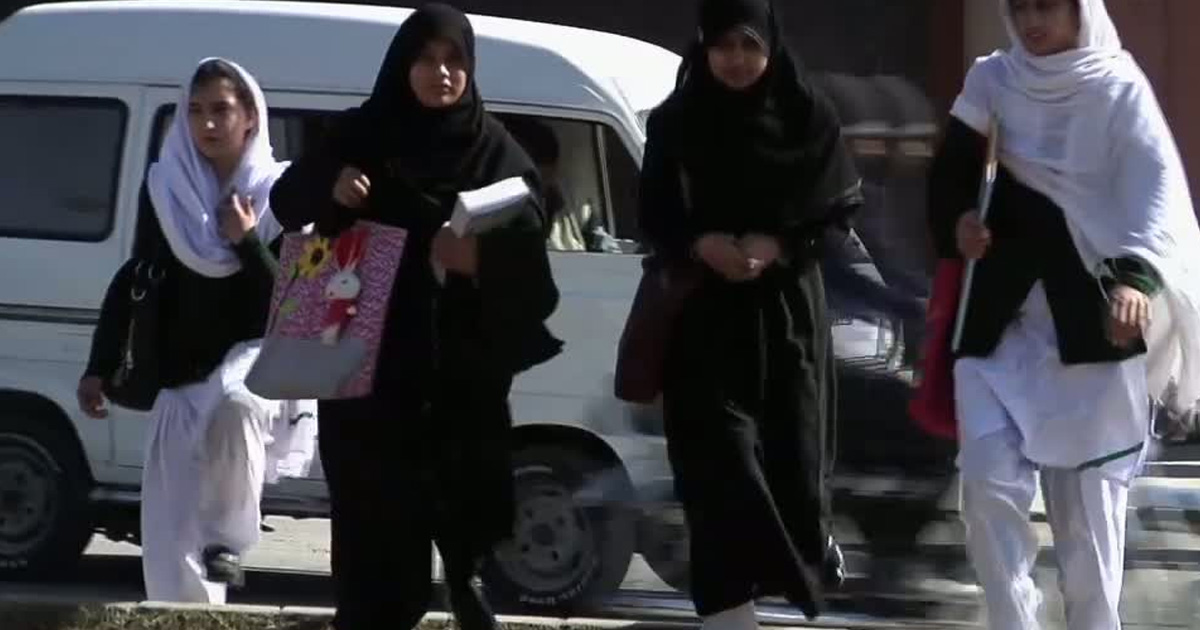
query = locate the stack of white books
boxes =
[434,176,533,284]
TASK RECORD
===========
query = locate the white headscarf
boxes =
[147,58,287,278]
[951,0,1200,414]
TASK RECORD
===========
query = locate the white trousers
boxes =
[140,346,273,604]
[960,428,1129,630]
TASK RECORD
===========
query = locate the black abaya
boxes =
[637,0,861,619]
[268,5,561,629]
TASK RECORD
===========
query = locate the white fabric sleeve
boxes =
[950,55,998,134]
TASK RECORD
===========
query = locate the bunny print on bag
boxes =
[321,227,369,345]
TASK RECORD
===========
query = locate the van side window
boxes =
[0,96,126,241]
[599,125,642,251]
[496,113,626,254]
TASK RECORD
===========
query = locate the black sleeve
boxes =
[637,109,695,262]
[473,192,563,373]
[1105,255,1165,297]
[84,262,133,380]
[781,191,862,264]
[927,117,987,259]
[820,229,926,322]
[269,111,361,235]
[232,231,280,290]
[779,87,864,260]
[236,234,284,337]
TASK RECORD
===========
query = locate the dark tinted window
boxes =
[0,97,127,241]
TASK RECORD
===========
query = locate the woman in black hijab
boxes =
[269,5,561,630]
[638,0,861,624]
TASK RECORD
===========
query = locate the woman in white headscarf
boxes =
[928,1,1200,628]
[77,58,317,604]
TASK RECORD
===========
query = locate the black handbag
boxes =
[614,254,702,403]
[613,166,702,403]
[102,238,169,411]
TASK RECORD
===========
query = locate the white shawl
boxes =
[147,58,287,278]
[950,0,1200,415]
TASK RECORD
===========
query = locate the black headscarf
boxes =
[356,3,539,206]
[664,0,861,231]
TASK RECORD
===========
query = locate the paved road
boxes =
[0,510,1181,629]
[10,459,1200,628]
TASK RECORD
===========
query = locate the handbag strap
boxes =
[131,190,170,289]
[263,256,300,336]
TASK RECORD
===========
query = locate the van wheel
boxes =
[0,413,92,579]
[482,443,635,615]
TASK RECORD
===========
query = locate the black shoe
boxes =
[202,545,245,588]
[823,536,846,590]
[447,578,498,630]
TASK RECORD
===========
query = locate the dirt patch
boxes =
[0,603,333,630]
[0,603,612,630]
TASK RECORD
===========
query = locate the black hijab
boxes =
[664,0,860,230]
[356,3,539,207]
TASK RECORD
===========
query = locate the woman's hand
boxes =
[739,233,783,270]
[77,376,108,419]
[956,211,991,260]
[333,166,371,209]
[695,233,757,282]
[431,225,479,277]
[219,194,257,244]
[1108,284,1151,348]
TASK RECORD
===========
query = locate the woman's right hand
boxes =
[77,376,108,419]
[956,211,991,260]
[332,166,370,209]
[695,233,756,282]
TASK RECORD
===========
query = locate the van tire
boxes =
[0,412,93,579]
[482,443,635,615]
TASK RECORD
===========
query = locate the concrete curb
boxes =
[0,597,690,630]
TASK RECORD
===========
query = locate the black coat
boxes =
[927,118,1161,364]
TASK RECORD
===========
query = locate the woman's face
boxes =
[187,77,256,164]
[409,38,470,109]
[706,28,770,91]
[1009,0,1081,57]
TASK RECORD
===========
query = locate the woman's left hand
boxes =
[431,225,479,277]
[1108,284,1151,348]
[220,194,258,244]
[740,233,783,274]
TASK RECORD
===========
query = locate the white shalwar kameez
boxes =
[139,58,317,604]
[949,2,1200,629]
[140,341,318,604]
[955,284,1145,630]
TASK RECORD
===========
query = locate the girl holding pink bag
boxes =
[269,6,561,630]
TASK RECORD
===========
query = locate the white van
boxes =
[0,0,907,612]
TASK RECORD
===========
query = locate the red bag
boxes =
[908,258,964,440]
[910,116,1000,440]
[614,256,702,404]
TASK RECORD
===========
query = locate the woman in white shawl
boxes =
[77,58,317,604]
[927,1,1200,628]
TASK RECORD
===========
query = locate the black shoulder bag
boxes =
[614,166,703,403]
[102,222,169,411]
